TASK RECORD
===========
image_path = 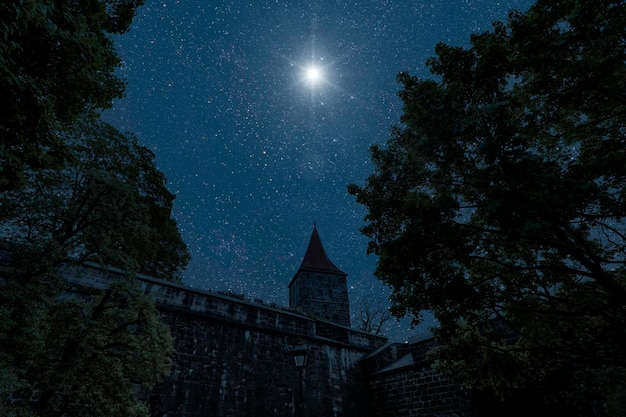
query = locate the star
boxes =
[304,65,323,85]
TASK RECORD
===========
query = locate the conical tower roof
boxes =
[296,224,346,276]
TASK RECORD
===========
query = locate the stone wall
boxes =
[61,262,387,417]
[370,366,470,417]
[366,337,470,417]
[150,310,370,417]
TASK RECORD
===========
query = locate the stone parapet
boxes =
[62,261,386,351]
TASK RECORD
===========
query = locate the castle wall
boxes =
[366,338,470,417]
[152,309,371,417]
[370,365,470,417]
[63,263,387,417]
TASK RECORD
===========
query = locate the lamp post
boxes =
[290,344,308,417]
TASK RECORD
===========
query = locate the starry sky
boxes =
[103,0,533,341]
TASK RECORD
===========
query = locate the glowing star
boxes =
[304,66,323,85]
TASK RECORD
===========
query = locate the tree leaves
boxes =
[0,0,144,190]
[0,275,173,417]
[0,113,187,416]
[350,0,626,414]
[0,1,187,415]
[1,114,190,281]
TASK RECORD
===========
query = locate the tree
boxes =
[0,115,189,416]
[349,0,626,415]
[0,0,144,190]
[354,297,392,336]
[1,114,189,281]
[1,277,174,417]
[0,1,189,414]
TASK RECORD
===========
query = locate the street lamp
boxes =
[290,344,308,417]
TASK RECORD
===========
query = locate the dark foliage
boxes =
[349,1,626,415]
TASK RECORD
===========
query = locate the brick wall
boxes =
[150,310,373,417]
[59,262,386,417]
[367,337,471,417]
[370,366,470,417]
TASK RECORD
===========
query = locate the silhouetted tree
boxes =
[1,115,190,281]
[0,1,191,414]
[349,1,626,415]
[0,115,189,417]
[3,278,174,417]
[0,0,143,190]
[354,297,392,336]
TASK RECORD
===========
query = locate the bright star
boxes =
[305,66,322,83]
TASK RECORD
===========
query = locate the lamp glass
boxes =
[292,345,308,369]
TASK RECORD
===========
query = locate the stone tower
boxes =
[288,225,350,327]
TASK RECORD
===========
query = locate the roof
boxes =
[293,225,347,278]
[373,352,414,375]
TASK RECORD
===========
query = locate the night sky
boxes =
[103,0,533,341]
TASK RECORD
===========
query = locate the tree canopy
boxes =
[0,275,174,417]
[0,1,191,415]
[349,0,626,415]
[0,113,189,417]
[1,114,190,281]
[0,0,144,190]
